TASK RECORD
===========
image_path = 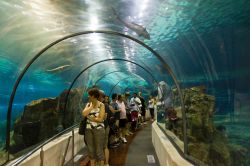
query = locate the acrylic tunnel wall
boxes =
[0,0,250,166]
[1,31,179,164]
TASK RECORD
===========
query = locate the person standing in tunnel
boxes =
[148,96,156,121]
[82,88,105,166]
[124,92,133,135]
[117,94,128,143]
[110,93,121,143]
[130,93,141,131]
[138,92,146,124]
[98,90,111,166]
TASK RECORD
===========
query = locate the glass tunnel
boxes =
[0,0,250,165]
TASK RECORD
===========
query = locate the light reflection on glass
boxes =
[89,16,99,31]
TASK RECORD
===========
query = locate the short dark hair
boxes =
[99,90,105,97]
[111,93,117,100]
[88,88,100,98]
[118,94,122,100]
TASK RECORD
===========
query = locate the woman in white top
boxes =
[117,94,128,143]
[148,96,155,121]
[82,88,105,166]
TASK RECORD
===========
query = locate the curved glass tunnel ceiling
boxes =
[0,0,250,165]
[66,60,156,97]
[20,33,171,87]
[93,70,153,94]
[10,32,174,132]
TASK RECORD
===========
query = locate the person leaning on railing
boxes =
[166,107,178,134]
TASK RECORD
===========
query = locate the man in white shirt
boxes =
[129,93,141,131]
[130,93,142,111]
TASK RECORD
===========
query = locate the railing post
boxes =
[40,147,44,166]
[61,136,72,166]
[72,129,75,166]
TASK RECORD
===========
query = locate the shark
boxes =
[112,8,150,39]
[46,64,71,72]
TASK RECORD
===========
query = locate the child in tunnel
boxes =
[166,107,178,134]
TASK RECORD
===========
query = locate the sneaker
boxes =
[128,131,133,135]
[122,137,127,143]
[114,141,121,146]
[109,144,119,149]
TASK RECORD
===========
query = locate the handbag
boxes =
[78,118,87,135]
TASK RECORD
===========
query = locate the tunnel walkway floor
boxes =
[73,121,160,166]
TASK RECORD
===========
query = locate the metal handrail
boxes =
[10,123,79,166]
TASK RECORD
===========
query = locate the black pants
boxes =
[149,108,154,119]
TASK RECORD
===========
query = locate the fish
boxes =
[112,7,150,39]
[46,64,71,72]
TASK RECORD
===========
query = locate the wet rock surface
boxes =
[169,86,249,166]
[12,88,84,151]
